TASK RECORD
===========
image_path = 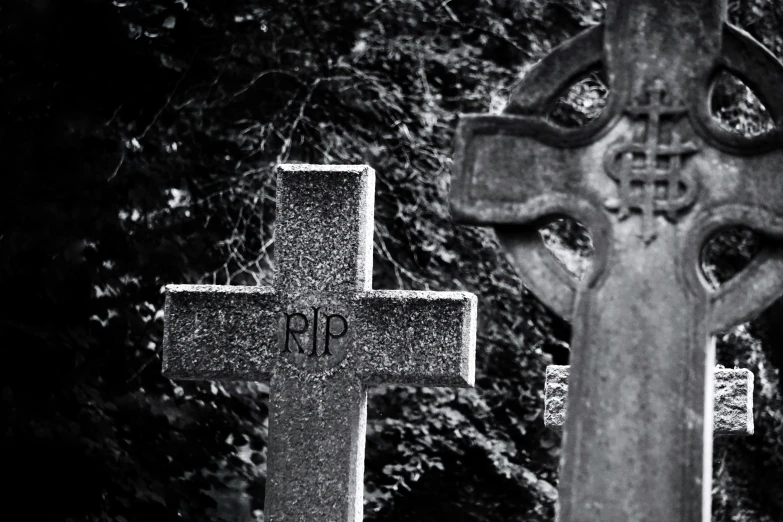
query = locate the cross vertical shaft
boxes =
[265,376,367,522]
[559,227,711,521]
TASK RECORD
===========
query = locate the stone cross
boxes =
[164,164,476,522]
[544,365,754,436]
[450,0,783,520]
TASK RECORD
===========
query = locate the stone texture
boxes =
[163,164,477,522]
[714,367,755,436]
[275,164,374,293]
[164,285,278,381]
[449,0,783,519]
[544,365,755,436]
[543,365,568,430]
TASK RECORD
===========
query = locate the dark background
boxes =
[2,0,782,521]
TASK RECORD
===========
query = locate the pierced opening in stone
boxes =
[548,69,609,128]
[710,70,775,137]
[700,226,761,290]
[540,217,594,280]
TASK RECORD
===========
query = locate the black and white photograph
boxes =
[3,1,783,521]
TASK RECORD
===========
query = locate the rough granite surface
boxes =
[713,368,754,436]
[544,365,754,436]
[275,164,374,293]
[543,365,569,430]
[162,164,477,522]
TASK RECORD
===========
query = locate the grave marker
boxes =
[544,365,754,436]
[450,0,783,519]
[164,164,476,522]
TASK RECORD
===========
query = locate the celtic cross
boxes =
[450,0,783,520]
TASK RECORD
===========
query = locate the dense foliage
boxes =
[2,0,781,521]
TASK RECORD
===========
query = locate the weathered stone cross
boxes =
[164,164,476,522]
[450,0,783,520]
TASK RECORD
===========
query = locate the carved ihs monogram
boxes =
[604,80,701,243]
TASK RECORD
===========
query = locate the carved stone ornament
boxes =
[603,79,701,243]
[449,0,783,521]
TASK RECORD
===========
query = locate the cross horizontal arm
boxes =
[353,291,476,387]
[544,365,754,436]
[702,149,783,223]
[451,114,617,317]
[163,285,279,381]
[451,114,605,225]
